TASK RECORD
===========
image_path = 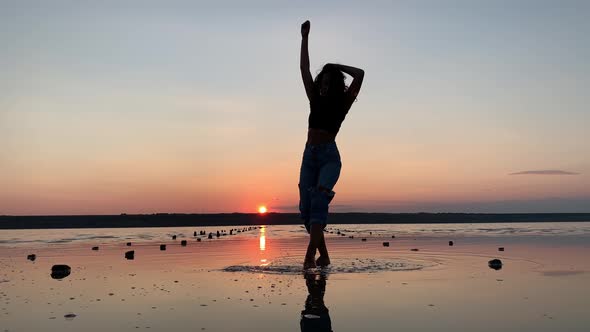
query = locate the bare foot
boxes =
[315,256,331,267]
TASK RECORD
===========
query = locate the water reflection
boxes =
[259,226,266,251]
[300,272,332,332]
[259,226,268,266]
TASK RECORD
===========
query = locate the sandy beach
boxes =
[1,222,589,331]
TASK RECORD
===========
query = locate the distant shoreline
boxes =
[1,213,589,230]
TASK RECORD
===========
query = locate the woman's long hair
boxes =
[313,64,348,100]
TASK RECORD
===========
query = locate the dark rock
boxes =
[125,251,135,260]
[172,235,177,240]
[64,313,77,320]
[349,235,354,239]
[448,241,454,246]
[391,235,395,238]
[194,231,197,236]
[410,248,419,252]
[181,240,187,246]
[383,242,390,247]
[196,238,202,242]
[216,231,220,238]
[361,238,367,242]
[230,230,233,235]
[92,246,99,251]
[208,233,213,239]
[27,254,36,261]
[160,244,166,251]
[488,259,503,270]
[126,242,132,246]
[369,232,372,235]
[498,247,505,251]
[51,265,71,279]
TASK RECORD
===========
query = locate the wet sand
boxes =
[1,223,589,331]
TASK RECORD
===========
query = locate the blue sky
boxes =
[1,0,589,214]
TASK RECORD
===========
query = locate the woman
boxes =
[299,20,364,269]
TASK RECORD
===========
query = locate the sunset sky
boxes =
[1,1,589,215]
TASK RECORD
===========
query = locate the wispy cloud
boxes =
[509,170,580,175]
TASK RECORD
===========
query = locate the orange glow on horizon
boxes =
[258,206,267,214]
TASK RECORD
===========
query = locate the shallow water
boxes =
[1,222,589,331]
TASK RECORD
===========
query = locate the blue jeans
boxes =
[298,141,342,233]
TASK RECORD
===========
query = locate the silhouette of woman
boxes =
[299,20,364,269]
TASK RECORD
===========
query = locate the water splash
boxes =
[223,256,427,275]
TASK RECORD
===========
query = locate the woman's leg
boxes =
[310,146,342,267]
[299,146,319,268]
[299,146,318,232]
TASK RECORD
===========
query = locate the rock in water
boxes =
[92,246,99,251]
[383,242,390,247]
[160,244,166,251]
[27,254,36,261]
[126,242,132,246]
[196,238,202,242]
[125,251,135,260]
[64,313,77,320]
[488,259,503,270]
[193,231,197,236]
[51,265,71,279]
[448,241,454,246]
[410,248,419,252]
[216,231,220,238]
[172,235,177,240]
[498,247,505,251]
[361,238,367,242]
[181,240,187,246]
[208,233,213,239]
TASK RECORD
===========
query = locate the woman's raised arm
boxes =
[300,20,314,101]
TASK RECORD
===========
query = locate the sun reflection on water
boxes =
[259,226,268,266]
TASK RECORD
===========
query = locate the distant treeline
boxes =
[0,213,589,230]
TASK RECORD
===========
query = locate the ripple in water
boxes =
[223,256,428,274]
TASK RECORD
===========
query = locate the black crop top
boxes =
[308,92,349,134]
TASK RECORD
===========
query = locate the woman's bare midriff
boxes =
[307,128,337,144]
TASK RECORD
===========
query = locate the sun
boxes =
[258,206,268,214]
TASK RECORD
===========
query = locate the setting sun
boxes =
[258,206,267,214]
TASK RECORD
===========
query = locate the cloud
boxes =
[509,170,580,175]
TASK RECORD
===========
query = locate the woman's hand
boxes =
[301,20,310,38]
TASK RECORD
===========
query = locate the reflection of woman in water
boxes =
[299,20,365,269]
[300,273,332,332]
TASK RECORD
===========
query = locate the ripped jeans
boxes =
[298,141,342,233]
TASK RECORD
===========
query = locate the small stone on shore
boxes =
[488,259,503,270]
[51,265,71,279]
